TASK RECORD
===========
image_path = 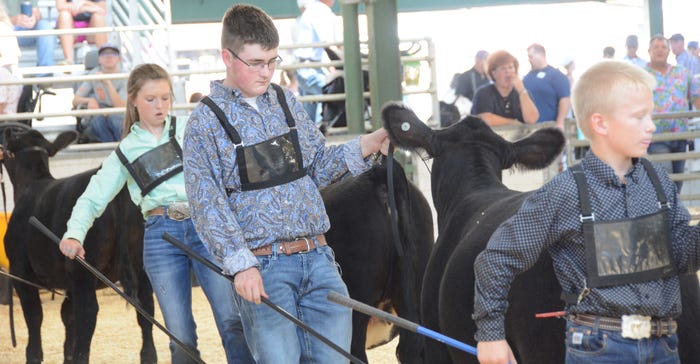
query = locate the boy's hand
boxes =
[477,340,517,364]
[359,128,390,157]
[233,267,268,304]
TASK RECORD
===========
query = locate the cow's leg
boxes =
[14,281,43,363]
[136,268,157,364]
[63,278,98,364]
[60,293,76,364]
[350,312,370,363]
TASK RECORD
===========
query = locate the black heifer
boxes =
[382,103,700,363]
[2,129,155,364]
[322,159,434,363]
[383,103,565,363]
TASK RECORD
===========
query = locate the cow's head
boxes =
[1,129,78,160]
[381,102,565,190]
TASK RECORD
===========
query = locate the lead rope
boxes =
[386,143,404,257]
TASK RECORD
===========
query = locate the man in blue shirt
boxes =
[523,43,570,130]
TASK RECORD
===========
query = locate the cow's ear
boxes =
[49,131,79,156]
[381,102,437,156]
[511,127,565,170]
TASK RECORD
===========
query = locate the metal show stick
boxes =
[327,291,478,356]
[161,232,365,364]
[29,216,205,364]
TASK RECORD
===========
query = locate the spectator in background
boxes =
[188,92,203,103]
[646,34,700,190]
[669,33,700,76]
[623,34,647,67]
[453,50,490,102]
[470,50,539,126]
[56,0,107,65]
[603,46,616,59]
[0,1,21,115]
[292,0,338,126]
[523,43,570,129]
[72,42,125,142]
[6,0,57,69]
[688,41,700,63]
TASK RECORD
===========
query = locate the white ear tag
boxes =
[401,122,410,131]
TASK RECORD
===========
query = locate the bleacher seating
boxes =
[17,0,97,72]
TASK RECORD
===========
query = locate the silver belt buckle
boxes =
[166,202,190,221]
[621,314,651,339]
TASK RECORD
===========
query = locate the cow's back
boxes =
[6,168,126,288]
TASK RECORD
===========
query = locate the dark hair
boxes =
[122,63,173,138]
[486,50,519,81]
[603,46,615,58]
[221,4,279,53]
[649,34,669,48]
[626,35,639,48]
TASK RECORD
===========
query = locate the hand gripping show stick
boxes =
[327,291,478,356]
[161,232,365,364]
[28,217,205,364]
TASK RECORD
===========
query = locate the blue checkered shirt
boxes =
[473,152,700,342]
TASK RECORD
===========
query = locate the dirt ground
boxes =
[0,287,398,363]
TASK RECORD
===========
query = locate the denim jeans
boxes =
[143,215,253,364]
[234,244,352,364]
[297,67,326,125]
[565,321,680,363]
[87,114,124,142]
[15,20,56,67]
[647,140,687,191]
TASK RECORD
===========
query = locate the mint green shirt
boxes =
[63,117,186,243]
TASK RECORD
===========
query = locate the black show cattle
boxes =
[382,102,700,363]
[1,129,155,364]
[321,158,434,363]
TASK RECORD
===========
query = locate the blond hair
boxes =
[573,60,656,139]
[122,63,173,138]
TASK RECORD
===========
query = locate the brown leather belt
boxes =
[251,235,327,256]
[570,313,677,337]
[146,202,190,221]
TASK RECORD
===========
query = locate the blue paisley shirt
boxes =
[183,81,371,276]
[473,152,700,342]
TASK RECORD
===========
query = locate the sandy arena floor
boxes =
[0,287,398,363]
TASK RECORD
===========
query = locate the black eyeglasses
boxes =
[226,48,283,72]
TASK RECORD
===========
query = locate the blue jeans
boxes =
[143,216,253,364]
[565,321,680,363]
[87,113,124,142]
[234,244,352,363]
[647,140,687,190]
[15,20,56,67]
[297,67,326,125]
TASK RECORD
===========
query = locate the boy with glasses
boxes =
[183,4,389,363]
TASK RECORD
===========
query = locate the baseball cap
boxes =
[98,43,121,55]
[689,41,699,49]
